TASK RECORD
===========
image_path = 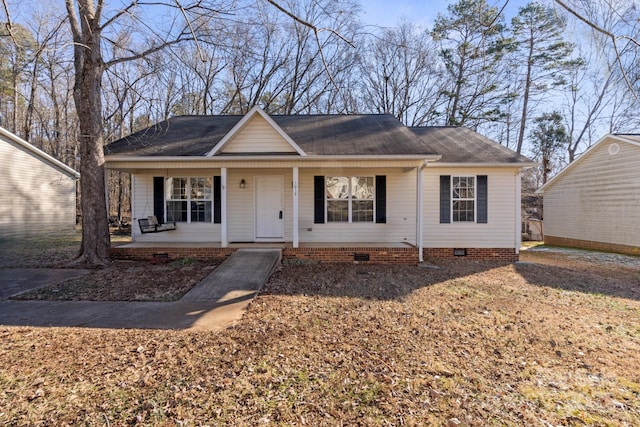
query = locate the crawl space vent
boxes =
[453,248,467,257]
[354,253,370,262]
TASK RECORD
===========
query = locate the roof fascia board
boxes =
[427,162,537,168]
[610,134,640,148]
[106,154,442,162]
[206,106,306,157]
[0,126,80,178]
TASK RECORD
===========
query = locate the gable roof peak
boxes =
[206,106,306,156]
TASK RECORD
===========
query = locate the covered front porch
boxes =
[110,241,420,264]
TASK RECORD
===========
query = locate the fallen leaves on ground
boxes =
[12,259,217,301]
[1,250,639,425]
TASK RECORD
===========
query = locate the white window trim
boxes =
[325,176,375,223]
[451,175,477,223]
[166,176,214,224]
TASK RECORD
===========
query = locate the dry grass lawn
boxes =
[1,236,640,425]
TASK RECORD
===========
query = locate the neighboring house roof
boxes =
[0,126,80,178]
[104,107,533,165]
[409,126,532,164]
[613,133,640,144]
[536,133,640,193]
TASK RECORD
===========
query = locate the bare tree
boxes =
[61,0,228,265]
[553,0,640,95]
[359,20,444,126]
[558,1,640,162]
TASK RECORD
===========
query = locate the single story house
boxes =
[0,126,79,240]
[537,134,640,256]
[105,106,534,263]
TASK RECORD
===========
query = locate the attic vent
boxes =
[608,143,620,155]
[354,253,370,262]
[453,248,467,257]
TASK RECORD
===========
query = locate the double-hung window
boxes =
[326,176,374,222]
[439,175,487,224]
[452,176,475,222]
[166,177,213,223]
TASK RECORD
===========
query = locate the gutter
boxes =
[426,162,538,169]
[104,154,443,162]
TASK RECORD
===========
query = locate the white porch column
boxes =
[221,167,228,248]
[293,166,299,248]
[416,164,425,262]
[104,168,110,220]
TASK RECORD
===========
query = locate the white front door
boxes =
[255,175,284,241]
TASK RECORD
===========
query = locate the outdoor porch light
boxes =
[239,179,246,188]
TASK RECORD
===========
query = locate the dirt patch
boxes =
[11,259,218,302]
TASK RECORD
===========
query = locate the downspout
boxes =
[417,160,427,263]
[293,167,299,248]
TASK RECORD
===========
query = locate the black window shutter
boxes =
[314,176,325,224]
[153,177,165,223]
[375,175,386,223]
[439,175,451,224]
[213,176,222,224]
[477,175,488,224]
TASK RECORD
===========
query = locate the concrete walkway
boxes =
[0,249,281,331]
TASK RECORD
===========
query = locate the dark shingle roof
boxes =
[105,116,242,156]
[409,126,532,164]
[105,114,439,157]
[104,114,532,164]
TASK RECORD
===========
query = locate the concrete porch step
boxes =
[181,249,281,302]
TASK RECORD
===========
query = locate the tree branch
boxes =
[265,0,355,47]
[104,35,192,68]
[0,0,19,46]
[264,0,355,92]
[99,0,138,31]
[173,0,206,62]
[553,0,639,97]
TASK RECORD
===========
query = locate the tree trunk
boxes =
[75,58,111,265]
[516,36,534,155]
[68,0,111,266]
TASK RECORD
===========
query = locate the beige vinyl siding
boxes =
[132,173,221,243]
[0,137,76,239]
[221,115,298,154]
[298,168,418,244]
[423,168,518,248]
[544,140,640,247]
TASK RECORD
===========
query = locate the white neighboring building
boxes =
[537,134,640,256]
[0,127,79,240]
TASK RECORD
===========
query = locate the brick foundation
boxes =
[423,247,519,262]
[283,247,419,264]
[111,245,519,263]
[544,236,640,257]
[110,246,236,262]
